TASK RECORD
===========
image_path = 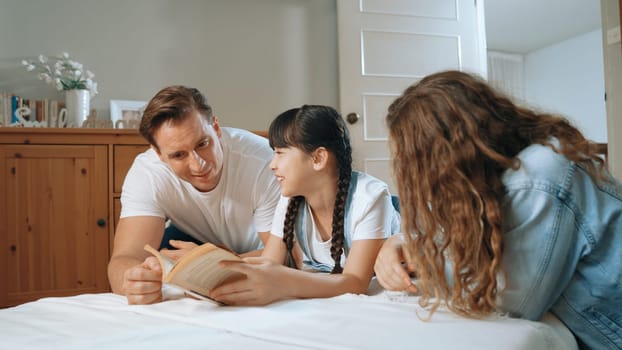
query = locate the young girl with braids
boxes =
[210,105,400,305]
[374,70,622,349]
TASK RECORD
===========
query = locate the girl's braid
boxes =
[329,138,352,274]
[283,196,303,268]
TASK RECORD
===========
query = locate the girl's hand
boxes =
[209,257,289,306]
[160,240,198,261]
[374,233,417,293]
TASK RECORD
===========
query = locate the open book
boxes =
[144,243,245,302]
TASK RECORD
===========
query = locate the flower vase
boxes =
[64,89,90,128]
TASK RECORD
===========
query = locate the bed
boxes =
[0,280,577,350]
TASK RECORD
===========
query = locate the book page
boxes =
[168,248,245,297]
[144,244,175,277]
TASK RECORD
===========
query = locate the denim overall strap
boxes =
[295,172,359,272]
[343,171,358,254]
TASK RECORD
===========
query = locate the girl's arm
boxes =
[208,237,384,306]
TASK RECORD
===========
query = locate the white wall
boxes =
[524,30,607,142]
[0,0,338,131]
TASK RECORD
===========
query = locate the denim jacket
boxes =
[498,143,622,349]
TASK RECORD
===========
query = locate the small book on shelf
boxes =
[144,243,245,303]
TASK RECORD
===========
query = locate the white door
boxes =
[338,0,487,193]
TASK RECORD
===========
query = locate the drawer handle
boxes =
[97,218,106,227]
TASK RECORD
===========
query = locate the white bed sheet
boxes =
[0,283,577,350]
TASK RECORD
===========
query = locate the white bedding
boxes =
[0,283,577,350]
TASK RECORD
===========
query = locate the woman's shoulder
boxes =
[502,143,571,189]
[517,142,565,161]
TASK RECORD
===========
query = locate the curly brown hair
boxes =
[386,70,605,318]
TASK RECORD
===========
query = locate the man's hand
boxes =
[122,257,163,305]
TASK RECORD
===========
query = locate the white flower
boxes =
[22,52,98,98]
[22,60,36,71]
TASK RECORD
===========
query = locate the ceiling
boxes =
[485,0,603,54]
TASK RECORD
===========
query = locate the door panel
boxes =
[338,0,486,192]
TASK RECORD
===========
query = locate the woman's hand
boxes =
[209,257,290,306]
[374,233,417,293]
[160,240,198,261]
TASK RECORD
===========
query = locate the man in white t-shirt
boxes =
[107,85,280,305]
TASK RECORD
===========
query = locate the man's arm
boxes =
[107,216,166,304]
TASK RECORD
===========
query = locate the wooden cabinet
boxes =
[0,128,148,307]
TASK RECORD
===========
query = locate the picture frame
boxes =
[110,99,147,129]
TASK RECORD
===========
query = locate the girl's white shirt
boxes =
[270,172,399,267]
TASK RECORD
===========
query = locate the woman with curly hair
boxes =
[210,105,400,305]
[374,70,622,349]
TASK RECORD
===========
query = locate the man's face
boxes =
[153,111,224,192]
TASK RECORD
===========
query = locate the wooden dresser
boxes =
[0,128,148,307]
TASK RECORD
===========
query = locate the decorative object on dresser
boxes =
[21,52,98,128]
[81,110,113,128]
[64,89,90,127]
[110,99,147,129]
[0,94,65,128]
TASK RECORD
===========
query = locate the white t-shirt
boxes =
[120,127,281,253]
[271,172,400,268]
